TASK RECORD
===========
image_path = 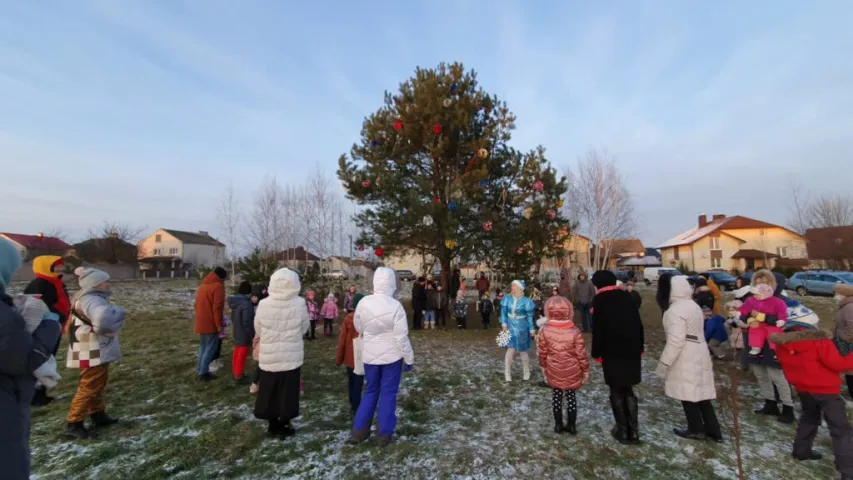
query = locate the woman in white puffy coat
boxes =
[348,267,414,447]
[253,268,310,438]
[655,275,722,442]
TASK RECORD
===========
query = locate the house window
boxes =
[169,248,178,255]
[153,248,161,255]
[673,248,680,261]
[776,246,788,258]
[155,234,162,242]
[711,257,722,268]
[710,237,720,250]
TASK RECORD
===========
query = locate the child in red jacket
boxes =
[770,322,853,479]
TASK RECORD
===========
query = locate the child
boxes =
[336,293,365,414]
[478,293,494,329]
[305,290,319,340]
[495,288,504,320]
[13,295,62,390]
[454,291,468,329]
[65,267,126,439]
[538,296,590,435]
[321,293,339,337]
[770,320,853,478]
[703,306,728,359]
[343,284,357,313]
[230,281,255,384]
[424,282,437,330]
[739,283,787,357]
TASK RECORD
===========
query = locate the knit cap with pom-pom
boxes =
[75,266,110,291]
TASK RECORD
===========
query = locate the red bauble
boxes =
[482,221,493,232]
[362,180,371,188]
[432,196,440,204]
[433,123,442,134]
[394,121,403,131]
[374,247,384,258]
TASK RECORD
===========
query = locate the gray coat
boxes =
[571,278,596,305]
[71,290,125,365]
[0,289,61,480]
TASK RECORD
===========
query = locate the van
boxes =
[643,267,681,285]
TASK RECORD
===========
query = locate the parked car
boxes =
[698,271,738,291]
[789,271,853,296]
[611,269,631,282]
[643,267,682,285]
[324,269,349,280]
[396,269,415,282]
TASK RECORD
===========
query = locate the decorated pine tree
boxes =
[338,62,570,289]
[235,248,280,285]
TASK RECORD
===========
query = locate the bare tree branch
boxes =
[217,182,242,282]
[787,183,853,232]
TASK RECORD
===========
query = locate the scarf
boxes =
[37,273,70,320]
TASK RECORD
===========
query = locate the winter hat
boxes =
[352,293,365,310]
[834,284,853,298]
[238,280,252,295]
[591,270,617,289]
[544,295,573,321]
[751,269,777,291]
[326,293,336,300]
[74,266,110,291]
[0,238,22,289]
[214,267,228,280]
[511,279,526,291]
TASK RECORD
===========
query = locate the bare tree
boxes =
[788,182,853,232]
[80,221,148,264]
[43,227,73,244]
[787,181,810,234]
[248,176,285,257]
[217,182,242,283]
[87,221,147,243]
[564,149,636,271]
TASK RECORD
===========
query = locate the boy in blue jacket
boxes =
[703,307,728,360]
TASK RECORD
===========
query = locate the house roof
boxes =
[805,226,853,260]
[644,248,661,259]
[0,233,70,251]
[275,246,321,262]
[731,249,778,260]
[617,256,662,267]
[599,239,645,255]
[162,229,225,247]
[657,215,801,249]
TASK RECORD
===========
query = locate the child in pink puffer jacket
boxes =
[321,293,339,337]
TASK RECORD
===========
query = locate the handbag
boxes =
[353,337,365,375]
[67,302,102,369]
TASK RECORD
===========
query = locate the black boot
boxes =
[554,409,564,434]
[91,412,119,427]
[673,428,707,440]
[566,410,577,435]
[792,451,823,461]
[609,395,630,444]
[66,422,93,439]
[31,387,54,407]
[754,399,780,416]
[778,405,796,424]
[625,394,641,444]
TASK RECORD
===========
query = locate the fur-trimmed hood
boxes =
[769,328,831,345]
[751,269,777,291]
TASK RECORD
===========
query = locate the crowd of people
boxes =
[4,229,853,479]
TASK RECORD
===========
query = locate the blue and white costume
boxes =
[500,280,536,382]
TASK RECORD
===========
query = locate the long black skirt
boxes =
[254,367,301,422]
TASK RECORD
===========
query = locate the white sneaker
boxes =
[748,347,762,357]
[505,372,512,382]
[249,383,259,394]
[209,359,222,373]
[523,370,531,381]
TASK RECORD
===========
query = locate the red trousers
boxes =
[232,345,250,378]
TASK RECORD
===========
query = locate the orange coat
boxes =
[706,279,722,315]
[194,272,225,334]
[335,312,359,369]
[538,320,590,390]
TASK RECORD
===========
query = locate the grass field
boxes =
[16,280,848,479]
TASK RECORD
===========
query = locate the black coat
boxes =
[628,290,642,310]
[229,295,255,347]
[23,277,69,322]
[591,290,645,387]
[412,283,427,309]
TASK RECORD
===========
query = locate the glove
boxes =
[594,357,603,365]
[655,362,669,379]
[403,364,413,373]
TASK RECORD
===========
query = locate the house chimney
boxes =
[37,232,44,238]
[198,231,208,236]
[712,214,725,222]
[698,214,708,228]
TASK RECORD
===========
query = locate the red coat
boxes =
[194,272,225,335]
[538,320,590,390]
[335,312,359,369]
[770,328,853,395]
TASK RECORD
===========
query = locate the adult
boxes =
[343,284,358,313]
[0,238,62,480]
[656,275,722,442]
[65,267,126,439]
[743,270,795,424]
[500,280,536,382]
[735,276,746,290]
[23,255,71,406]
[701,275,723,315]
[194,267,227,381]
[411,277,427,331]
[349,267,414,446]
[558,268,572,299]
[833,284,853,397]
[475,272,491,297]
[693,278,715,312]
[571,273,596,333]
[591,270,644,444]
[449,269,461,301]
[254,268,309,438]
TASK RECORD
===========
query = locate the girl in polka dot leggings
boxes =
[538,296,590,434]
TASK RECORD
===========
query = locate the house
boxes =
[275,246,321,271]
[591,238,646,270]
[540,234,592,273]
[138,229,226,275]
[805,226,853,271]
[325,256,379,280]
[385,251,434,275]
[657,214,807,273]
[70,234,139,265]
[0,232,70,261]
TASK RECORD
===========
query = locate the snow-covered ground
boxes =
[24,280,843,479]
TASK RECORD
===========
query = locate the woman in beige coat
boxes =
[834,284,853,397]
[656,275,722,442]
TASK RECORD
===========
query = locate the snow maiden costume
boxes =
[500,280,536,382]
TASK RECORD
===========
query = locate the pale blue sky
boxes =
[2,1,851,247]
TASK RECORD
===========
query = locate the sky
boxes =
[2,0,852,249]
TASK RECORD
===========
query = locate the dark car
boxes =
[396,269,415,282]
[611,269,631,282]
[697,271,738,291]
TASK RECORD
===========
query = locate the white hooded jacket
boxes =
[355,267,415,366]
[659,275,716,402]
[255,268,310,372]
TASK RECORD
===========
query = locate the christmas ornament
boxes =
[448,201,458,212]
[482,221,493,232]
[422,215,434,226]
[433,123,442,134]
[478,180,487,188]
[496,329,511,348]
[351,174,358,183]
[443,98,452,107]
[477,148,489,159]
[556,199,564,209]
[370,139,379,147]
[523,207,533,219]
[445,239,457,249]
[394,120,403,131]
[516,247,524,254]
[533,181,544,192]
[450,83,458,93]
[362,180,371,188]
[374,247,384,258]
[357,244,365,252]
[432,196,440,205]
[547,209,557,219]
